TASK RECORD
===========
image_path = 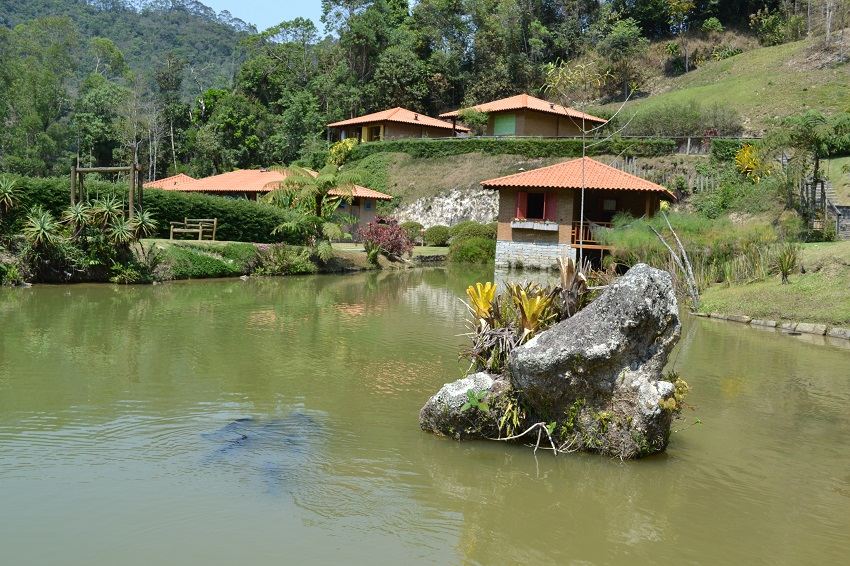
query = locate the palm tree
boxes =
[263,165,358,261]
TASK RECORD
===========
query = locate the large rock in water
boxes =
[508,263,681,458]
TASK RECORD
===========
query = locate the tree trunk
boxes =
[170,120,177,173]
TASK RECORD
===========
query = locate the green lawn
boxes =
[332,242,448,257]
[606,36,850,133]
[699,241,850,326]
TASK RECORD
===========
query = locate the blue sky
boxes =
[202,0,324,32]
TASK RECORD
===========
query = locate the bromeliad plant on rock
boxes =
[461,257,592,373]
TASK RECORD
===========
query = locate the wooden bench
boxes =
[169,218,218,241]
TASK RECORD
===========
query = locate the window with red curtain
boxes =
[515,191,528,219]
[544,192,558,221]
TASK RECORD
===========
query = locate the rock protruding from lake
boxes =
[419,263,682,459]
[419,372,510,439]
[509,263,681,458]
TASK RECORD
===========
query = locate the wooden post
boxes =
[70,165,77,205]
[128,167,135,219]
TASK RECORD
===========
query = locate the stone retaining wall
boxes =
[695,312,850,340]
[495,240,574,270]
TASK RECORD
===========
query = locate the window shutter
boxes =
[544,192,558,221]
[516,191,528,219]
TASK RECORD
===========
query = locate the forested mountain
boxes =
[0,0,252,92]
[1,0,846,181]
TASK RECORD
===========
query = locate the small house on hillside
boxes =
[481,157,676,269]
[144,168,393,236]
[441,93,607,137]
[327,107,468,142]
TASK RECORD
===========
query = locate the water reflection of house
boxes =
[440,93,607,137]
[481,157,676,269]
[327,107,469,142]
[143,169,392,235]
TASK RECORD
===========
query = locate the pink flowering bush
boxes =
[359,216,413,260]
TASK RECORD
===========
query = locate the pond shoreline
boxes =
[693,311,850,345]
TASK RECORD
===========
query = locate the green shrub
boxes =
[423,225,451,246]
[252,244,317,275]
[450,221,497,241]
[347,137,676,161]
[711,139,747,162]
[400,221,424,242]
[701,17,724,34]
[162,245,252,279]
[626,101,742,137]
[448,236,496,264]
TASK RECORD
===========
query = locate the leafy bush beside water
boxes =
[423,225,451,247]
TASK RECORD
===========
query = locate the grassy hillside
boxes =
[611,34,850,133]
[345,152,710,207]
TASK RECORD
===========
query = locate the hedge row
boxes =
[142,190,295,243]
[3,176,297,243]
[347,137,677,161]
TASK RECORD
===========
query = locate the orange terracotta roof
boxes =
[481,157,676,200]
[327,107,469,131]
[329,185,393,200]
[440,93,606,125]
[143,173,196,189]
[151,168,392,200]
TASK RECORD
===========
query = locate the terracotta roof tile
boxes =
[150,168,392,200]
[481,157,676,200]
[327,107,468,131]
[143,173,196,189]
[440,93,606,125]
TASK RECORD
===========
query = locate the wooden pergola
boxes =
[70,162,144,218]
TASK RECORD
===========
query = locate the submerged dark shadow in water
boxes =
[200,409,326,496]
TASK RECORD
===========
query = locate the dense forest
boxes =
[0,0,846,179]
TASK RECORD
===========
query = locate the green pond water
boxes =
[1,268,849,565]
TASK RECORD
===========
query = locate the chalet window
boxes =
[603,198,617,211]
[368,126,381,141]
[364,200,372,209]
[516,191,558,221]
[526,192,545,219]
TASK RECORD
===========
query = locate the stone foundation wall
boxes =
[495,240,574,270]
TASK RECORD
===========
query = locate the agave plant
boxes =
[89,195,124,227]
[131,210,158,239]
[0,175,19,214]
[22,207,62,249]
[107,216,135,245]
[466,282,497,321]
[62,202,91,239]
